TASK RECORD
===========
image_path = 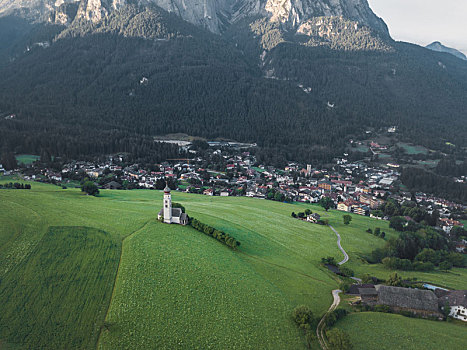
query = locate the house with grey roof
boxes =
[374,285,440,315]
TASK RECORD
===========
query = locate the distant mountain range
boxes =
[426,41,466,61]
[0,0,466,164]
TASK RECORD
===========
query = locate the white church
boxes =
[157,184,188,225]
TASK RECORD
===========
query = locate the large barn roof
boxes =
[438,290,467,308]
[375,285,439,312]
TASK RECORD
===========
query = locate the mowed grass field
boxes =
[1,178,466,349]
[335,312,467,350]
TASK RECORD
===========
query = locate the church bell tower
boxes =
[163,184,172,224]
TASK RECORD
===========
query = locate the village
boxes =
[1,139,466,251]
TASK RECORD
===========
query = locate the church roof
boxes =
[164,184,171,193]
[172,208,182,217]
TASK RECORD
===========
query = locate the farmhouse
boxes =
[306,213,321,223]
[438,290,467,322]
[157,185,188,225]
[373,285,440,315]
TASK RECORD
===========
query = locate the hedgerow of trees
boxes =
[190,218,240,250]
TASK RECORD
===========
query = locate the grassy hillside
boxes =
[335,312,467,350]
[0,179,465,349]
[98,221,305,349]
[0,226,120,349]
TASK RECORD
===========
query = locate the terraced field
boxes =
[0,178,466,349]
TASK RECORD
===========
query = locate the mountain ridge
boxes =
[426,41,466,61]
[0,0,389,35]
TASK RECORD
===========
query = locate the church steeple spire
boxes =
[163,182,172,224]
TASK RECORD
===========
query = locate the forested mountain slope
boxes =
[0,2,466,164]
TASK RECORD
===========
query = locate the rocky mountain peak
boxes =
[0,0,389,35]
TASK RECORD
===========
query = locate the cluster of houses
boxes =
[9,141,466,240]
[350,284,467,322]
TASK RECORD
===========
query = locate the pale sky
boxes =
[368,0,467,55]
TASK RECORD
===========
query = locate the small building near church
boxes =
[157,185,188,225]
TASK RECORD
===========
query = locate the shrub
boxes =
[413,261,435,271]
[326,308,348,327]
[81,181,99,196]
[321,256,337,266]
[439,260,453,271]
[292,305,314,329]
[339,281,351,293]
[343,214,352,225]
[339,266,354,277]
[446,252,465,267]
[326,328,353,350]
[374,304,391,313]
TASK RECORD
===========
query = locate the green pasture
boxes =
[14,154,40,165]
[397,142,428,155]
[99,221,305,349]
[0,180,465,349]
[335,312,467,350]
[0,227,119,349]
[349,260,467,290]
[354,144,369,152]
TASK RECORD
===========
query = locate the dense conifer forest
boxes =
[0,4,466,164]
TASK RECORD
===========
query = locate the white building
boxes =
[157,185,188,225]
[449,305,467,322]
[439,290,467,322]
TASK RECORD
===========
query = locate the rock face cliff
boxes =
[0,0,389,35]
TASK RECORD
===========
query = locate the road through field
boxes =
[316,289,342,350]
[316,225,349,349]
[329,225,348,265]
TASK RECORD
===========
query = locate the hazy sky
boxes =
[368,0,467,55]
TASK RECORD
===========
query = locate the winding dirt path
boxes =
[329,225,348,265]
[316,225,349,349]
[316,289,342,350]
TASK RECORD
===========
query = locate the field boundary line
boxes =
[95,220,152,349]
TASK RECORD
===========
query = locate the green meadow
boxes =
[397,142,429,155]
[335,312,467,350]
[0,179,465,349]
[14,154,40,165]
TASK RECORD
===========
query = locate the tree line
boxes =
[0,182,31,189]
[368,224,464,272]
[190,218,240,250]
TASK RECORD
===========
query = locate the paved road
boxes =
[329,225,349,265]
[316,289,342,350]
